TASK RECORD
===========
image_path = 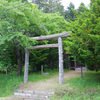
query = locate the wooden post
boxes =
[75,62,77,69]
[58,37,64,85]
[69,57,71,70]
[81,66,83,78]
[6,69,7,74]
[24,48,29,84]
[41,65,43,75]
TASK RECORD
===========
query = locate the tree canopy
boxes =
[35,0,64,15]
[0,0,69,75]
[77,2,86,14]
[65,2,76,21]
[65,0,100,71]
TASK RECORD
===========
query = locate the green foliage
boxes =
[41,13,69,34]
[0,0,69,73]
[28,12,69,71]
[65,0,100,70]
[77,2,87,14]
[0,0,44,72]
[0,0,39,72]
[0,44,15,71]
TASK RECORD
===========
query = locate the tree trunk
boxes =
[17,44,22,76]
[50,62,53,70]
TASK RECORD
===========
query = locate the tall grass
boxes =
[67,71,100,89]
[0,74,23,97]
[0,69,59,97]
[52,71,100,100]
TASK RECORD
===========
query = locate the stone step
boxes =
[13,95,49,100]
[16,90,54,95]
[13,90,54,100]
[14,92,51,98]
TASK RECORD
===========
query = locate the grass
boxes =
[52,71,100,100]
[28,69,59,82]
[0,69,59,97]
[67,71,100,89]
[2,69,100,100]
[0,74,23,97]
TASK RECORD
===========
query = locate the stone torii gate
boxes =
[24,32,70,85]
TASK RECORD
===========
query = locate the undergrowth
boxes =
[0,74,23,97]
[52,71,100,100]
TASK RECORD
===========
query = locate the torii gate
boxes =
[24,32,70,85]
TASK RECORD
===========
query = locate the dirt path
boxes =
[18,71,81,92]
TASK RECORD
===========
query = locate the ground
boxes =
[0,71,82,100]
[18,71,81,92]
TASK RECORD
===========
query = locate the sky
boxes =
[61,0,91,9]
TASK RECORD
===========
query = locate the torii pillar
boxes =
[24,48,29,84]
[58,37,64,84]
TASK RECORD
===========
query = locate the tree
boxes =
[35,0,64,15]
[65,0,100,71]
[0,0,46,75]
[65,2,76,21]
[77,2,86,14]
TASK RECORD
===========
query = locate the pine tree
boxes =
[77,2,86,14]
[35,0,64,15]
[65,2,76,21]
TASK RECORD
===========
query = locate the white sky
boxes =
[61,0,91,9]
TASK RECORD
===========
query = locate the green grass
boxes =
[67,71,100,89]
[52,71,100,100]
[0,69,59,97]
[0,74,23,97]
[28,69,59,82]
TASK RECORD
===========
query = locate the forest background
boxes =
[0,0,100,76]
